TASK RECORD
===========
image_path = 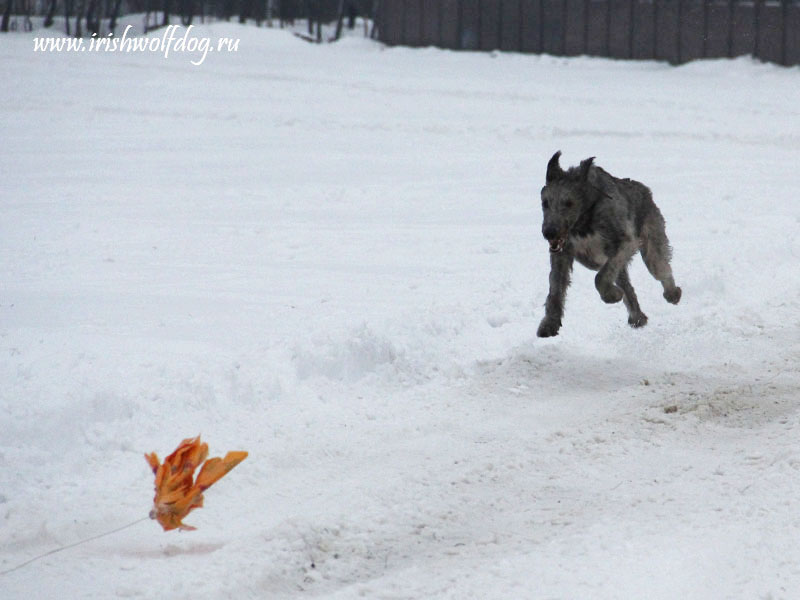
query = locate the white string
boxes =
[0,516,149,576]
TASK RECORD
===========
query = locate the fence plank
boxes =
[460,0,480,48]
[654,0,680,62]
[564,0,587,55]
[632,0,655,59]
[441,0,461,48]
[705,0,732,58]
[521,0,543,52]
[756,0,784,64]
[481,0,502,49]
[730,0,756,56]
[381,0,405,44]
[403,0,423,46]
[541,0,566,54]
[609,0,633,58]
[586,0,610,56]
[420,0,441,46]
[501,0,522,51]
[786,0,800,65]
[679,0,705,62]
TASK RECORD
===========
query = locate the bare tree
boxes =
[108,0,124,33]
[180,0,193,25]
[254,0,265,26]
[74,0,85,37]
[369,0,378,38]
[75,0,86,37]
[86,0,100,35]
[43,0,57,27]
[64,0,73,34]
[334,0,344,40]
[21,0,31,30]
[1,0,12,33]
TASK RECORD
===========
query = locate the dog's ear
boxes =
[579,157,595,182]
[546,151,564,183]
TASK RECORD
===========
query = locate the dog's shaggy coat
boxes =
[537,151,681,337]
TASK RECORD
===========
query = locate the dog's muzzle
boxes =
[542,225,566,253]
[548,235,567,253]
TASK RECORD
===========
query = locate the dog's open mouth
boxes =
[549,236,566,253]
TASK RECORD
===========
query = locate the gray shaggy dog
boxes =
[537,151,681,337]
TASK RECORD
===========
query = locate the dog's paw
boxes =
[628,312,648,328]
[599,285,624,304]
[664,286,682,305]
[537,318,561,338]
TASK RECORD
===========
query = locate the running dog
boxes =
[537,151,681,337]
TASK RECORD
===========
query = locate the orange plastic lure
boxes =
[145,435,247,531]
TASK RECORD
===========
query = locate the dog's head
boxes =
[540,151,594,253]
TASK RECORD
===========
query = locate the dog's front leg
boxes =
[538,251,574,337]
[594,239,637,304]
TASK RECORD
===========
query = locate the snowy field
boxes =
[2,21,800,599]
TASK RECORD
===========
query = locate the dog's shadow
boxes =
[474,342,647,396]
[118,541,226,560]
[476,341,800,429]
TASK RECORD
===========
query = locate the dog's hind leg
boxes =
[537,252,574,337]
[641,215,682,304]
[617,268,648,328]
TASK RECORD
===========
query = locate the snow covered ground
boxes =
[2,21,800,599]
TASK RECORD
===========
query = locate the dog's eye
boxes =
[564,200,574,208]
[542,200,549,209]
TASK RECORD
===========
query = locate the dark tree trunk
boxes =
[1,0,12,33]
[108,0,123,32]
[64,0,71,34]
[334,0,344,39]
[85,0,99,35]
[43,0,57,27]
[180,0,193,25]
[369,0,378,38]
[74,0,85,37]
[21,0,31,30]
[279,0,295,26]
[255,0,265,26]
[162,0,170,26]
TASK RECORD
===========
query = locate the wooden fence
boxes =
[376,0,800,66]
